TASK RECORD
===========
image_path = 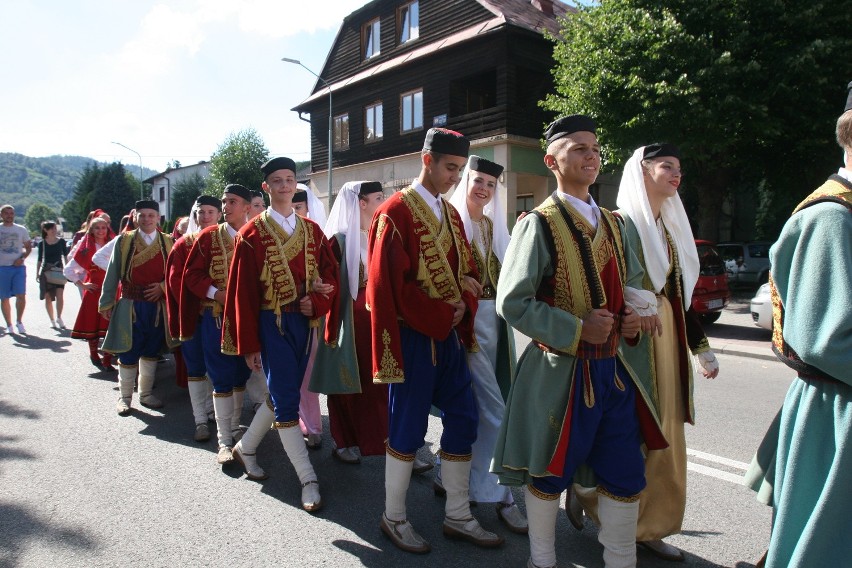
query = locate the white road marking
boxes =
[687,462,745,484]
[686,448,750,471]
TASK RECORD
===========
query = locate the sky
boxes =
[0,0,369,173]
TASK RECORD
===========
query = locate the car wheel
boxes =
[699,312,722,324]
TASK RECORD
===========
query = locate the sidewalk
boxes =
[705,292,775,362]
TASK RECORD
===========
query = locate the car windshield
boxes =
[717,245,743,262]
[748,243,770,258]
[697,244,726,276]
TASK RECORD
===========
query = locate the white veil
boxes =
[185,200,201,236]
[616,146,700,306]
[448,162,511,263]
[297,183,327,228]
[324,181,365,300]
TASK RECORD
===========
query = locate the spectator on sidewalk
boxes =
[0,204,32,335]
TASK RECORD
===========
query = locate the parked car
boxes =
[691,240,731,324]
[716,241,772,287]
[750,282,773,330]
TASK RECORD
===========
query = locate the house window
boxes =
[158,187,165,201]
[333,114,349,150]
[516,194,535,219]
[398,1,419,43]
[449,69,497,116]
[365,102,383,142]
[363,18,381,59]
[401,89,423,133]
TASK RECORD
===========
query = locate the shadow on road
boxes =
[0,501,97,567]
[6,334,73,353]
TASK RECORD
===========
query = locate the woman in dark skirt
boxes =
[36,221,68,329]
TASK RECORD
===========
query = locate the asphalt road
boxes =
[0,257,790,567]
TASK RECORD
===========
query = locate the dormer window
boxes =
[363,18,381,59]
[398,1,419,44]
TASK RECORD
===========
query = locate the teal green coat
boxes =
[310,233,361,394]
[491,209,662,486]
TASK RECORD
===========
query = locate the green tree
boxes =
[23,203,58,234]
[62,163,101,232]
[90,163,138,231]
[206,128,269,196]
[543,0,852,241]
[170,172,207,222]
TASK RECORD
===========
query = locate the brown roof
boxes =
[476,0,573,35]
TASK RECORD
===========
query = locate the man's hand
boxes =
[448,300,465,327]
[101,308,112,321]
[213,289,227,305]
[580,309,614,344]
[461,275,483,298]
[621,306,640,339]
[81,281,99,292]
[14,258,24,267]
[312,277,334,298]
[299,295,315,317]
[244,352,263,371]
[143,282,164,302]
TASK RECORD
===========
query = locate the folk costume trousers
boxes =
[117,300,165,365]
[259,310,311,424]
[200,309,250,393]
[387,325,478,457]
[532,356,645,500]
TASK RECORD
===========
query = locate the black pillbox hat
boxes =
[135,200,159,212]
[261,157,297,179]
[468,155,504,179]
[642,143,680,160]
[544,115,597,146]
[195,194,222,210]
[358,181,384,196]
[223,184,252,203]
[423,128,470,158]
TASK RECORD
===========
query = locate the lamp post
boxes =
[282,57,333,207]
[111,141,144,199]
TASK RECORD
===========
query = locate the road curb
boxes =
[711,342,778,362]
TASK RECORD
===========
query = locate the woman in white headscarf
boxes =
[292,184,329,448]
[575,144,719,561]
[441,155,526,533]
[311,181,390,463]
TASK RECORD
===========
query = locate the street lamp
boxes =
[111,141,144,199]
[282,57,333,207]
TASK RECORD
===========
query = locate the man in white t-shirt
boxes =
[0,204,32,335]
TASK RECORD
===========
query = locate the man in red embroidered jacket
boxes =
[368,128,503,553]
[221,158,337,512]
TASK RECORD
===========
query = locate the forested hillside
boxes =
[0,153,155,221]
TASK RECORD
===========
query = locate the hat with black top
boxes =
[423,128,470,158]
[358,181,383,197]
[250,189,264,200]
[195,194,222,210]
[544,115,597,146]
[845,81,852,113]
[292,190,308,204]
[223,184,252,203]
[468,155,504,179]
[642,143,680,160]
[135,200,159,212]
[260,157,297,179]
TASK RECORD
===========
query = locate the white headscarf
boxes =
[185,200,201,236]
[615,146,700,306]
[448,162,511,263]
[296,183,327,229]
[324,181,368,300]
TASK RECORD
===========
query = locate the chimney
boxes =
[531,0,554,16]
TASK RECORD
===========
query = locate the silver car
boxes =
[717,241,772,286]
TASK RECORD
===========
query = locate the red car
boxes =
[691,240,731,324]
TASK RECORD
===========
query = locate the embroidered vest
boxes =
[203,224,234,316]
[771,176,852,381]
[533,195,627,359]
[470,216,500,298]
